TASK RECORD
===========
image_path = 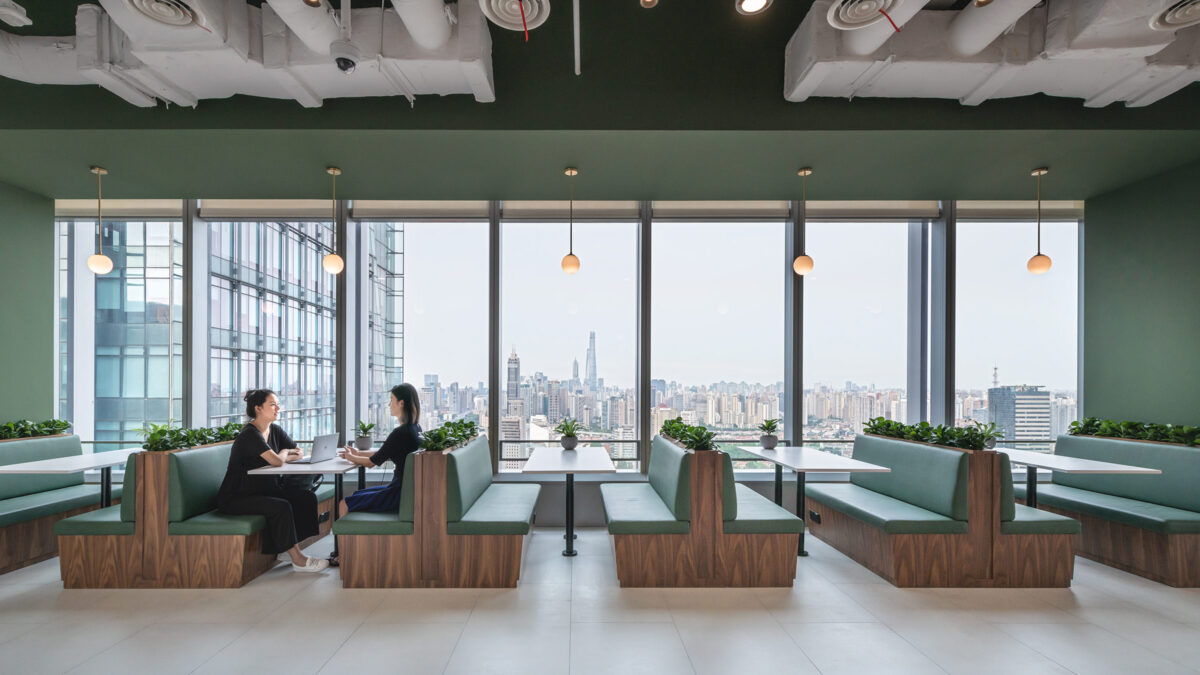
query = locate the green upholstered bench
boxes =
[999,455,1080,536]
[165,443,259,536]
[1011,435,1200,586]
[333,454,416,535]
[54,461,138,536]
[805,483,967,534]
[991,453,1080,587]
[725,484,805,535]
[600,437,691,535]
[446,437,540,535]
[0,435,126,574]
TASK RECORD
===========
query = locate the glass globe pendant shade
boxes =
[792,255,814,276]
[1026,253,1052,275]
[322,253,345,275]
[562,253,581,274]
[87,253,114,275]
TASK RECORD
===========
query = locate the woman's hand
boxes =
[282,448,303,463]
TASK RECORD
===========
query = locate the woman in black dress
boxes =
[217,389,329,573]
[338,383,423,517]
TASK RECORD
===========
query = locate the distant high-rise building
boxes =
[585,331,598,390]
[572,358,580,382]
[506,348,520,414]
[1051,397,1077,439]
[500,415,524,441]
[424,374,439,387]
[989,385,1051,443]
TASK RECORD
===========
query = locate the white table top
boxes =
[0,447,140,474]
[736,446,891,473]
[248,458,359,475]
[1003,448,1162,475]
[521,446,617,474]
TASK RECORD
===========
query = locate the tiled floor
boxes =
[1,529,1199,674]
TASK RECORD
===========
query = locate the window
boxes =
[956,220,1079,453]
[651,220,786,464]
[803,221,911,455]
[500,220,639,470]
[208,220,336,441]
[361,221,488,438]
[57,222,72,423]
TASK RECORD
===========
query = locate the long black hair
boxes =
[244,388,276,420]
[390,383,421,426]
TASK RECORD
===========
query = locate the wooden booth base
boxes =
[612,532,799,587]
[992,533,1077,588]
[338,531,530,588]
[1,504,112,576]
[1024,501,1200,588]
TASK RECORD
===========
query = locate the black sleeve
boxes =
[233,426,271,470]
[273,424,296,451]
[370,425,421,467]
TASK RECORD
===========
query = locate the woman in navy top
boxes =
[217,389,328,573]
[338,383,423,517]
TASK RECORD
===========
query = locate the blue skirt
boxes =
[344,481,403,513]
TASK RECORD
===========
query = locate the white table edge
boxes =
[734,446,892,473]
[248,460,359,474]
[0,448,140,473]
[520,447,618,474]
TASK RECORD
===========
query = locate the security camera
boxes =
[330,39,360,75]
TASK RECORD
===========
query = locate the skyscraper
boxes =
[506,348,520,416]
[988,385,1052,445]
[585,331,597,390]
[572,358,579,382]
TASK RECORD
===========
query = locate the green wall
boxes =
[0,182,55,420]
[1084,160,1200,426]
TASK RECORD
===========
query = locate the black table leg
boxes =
[563,473,577,557]
[797,471,808,557]
[358,466,366,491]
[774,464,783,505]
[331,472,344,563]
[100,466,112,508]
[1026,466,1038,509]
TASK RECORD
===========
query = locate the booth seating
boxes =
[334,435,541,588]
[0,435,123,575]
[1014,435,1200,586]
[598,436,803,587]
[806,434,1080,588]
[56,443,335,588]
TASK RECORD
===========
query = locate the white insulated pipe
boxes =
[0,33,86,84]
[264,0,341,55]
[948,0,1041,56]
[394,0,453,51]
[842,0,933,56]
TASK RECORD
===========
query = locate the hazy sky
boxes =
[398,219,1078,394]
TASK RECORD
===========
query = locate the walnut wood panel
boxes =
[992,533,1076,587]
[337,450,533,588]
[58,534,141,589]
[610,449,799,588]
[0,503,99,575]
[1030,502,1200,587]
[161,534,278,588]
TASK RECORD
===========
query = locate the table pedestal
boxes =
[100,466,113,508]
[1025,467,1038,508]
[563,474,577,557]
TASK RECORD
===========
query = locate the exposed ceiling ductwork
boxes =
[786,0,1200,107]
[0,0,495,108]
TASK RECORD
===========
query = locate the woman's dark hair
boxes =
[390,383,421,425]
[244,388,276,420]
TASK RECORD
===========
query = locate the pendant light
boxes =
[561,167,581,275]
[322,166,345,275]
[736,0,772,15]
[792,167,814,276]
[1026,167,1052,275]
[86,166,114,275]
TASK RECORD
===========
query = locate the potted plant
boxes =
[861,417,1004,451]
[660,416,687,442]
[678,425,719,451]
[355,420,375,451]
[1069,417,1199,447]
[758,418,780,449]
[419,419,480,453]
[0,418,71,441]
[554,418,580,450]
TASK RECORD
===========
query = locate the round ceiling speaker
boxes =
[826,0,903,31]
[479,0,551,32]
[123,0,201,28]
[1150,0,1200,31]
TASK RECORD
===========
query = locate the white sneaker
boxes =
[292,557,330,573]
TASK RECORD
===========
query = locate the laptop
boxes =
[293,433,340,464]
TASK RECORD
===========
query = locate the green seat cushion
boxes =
[1014,483,1200,534]
[723,484,804,534]
[315,483,336,503]
[850,434,970,520]
[649,437,691,521]
[0,435,85,499]
[168,443,233,523]
[0,484,109,528]
[398,453,416,522]
[1001,504,1081,535]
[120,459,137,523]
[600,482,690,535]
[54,505,134,536]
[446,437,493,522]
[998,455,1017,522]
[1053,435,1200,513]
[719,451,737,521]
[806,483,968,534]
[168,510,265,535]
[447,484,541,535]
[332,511,414,535]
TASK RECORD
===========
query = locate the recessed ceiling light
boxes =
[736,0,772,16]
[303,0,322,7]
[641,0,658,8]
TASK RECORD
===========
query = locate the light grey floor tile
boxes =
[69,622,252,675]
[675,613,820,675]
[0,558,62,587]
[319,622,463,674]
[570,622,694,675]
[999,622,1197,675]
[572,585,673,623]
[193,619,362,675]
[1068,605,1200,670]
[752,583,877,623]
[883,611,1073,675]
[368,588,479,623]
[0,617,146,674]
[443,618,570,675]
[784,622,947,675]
